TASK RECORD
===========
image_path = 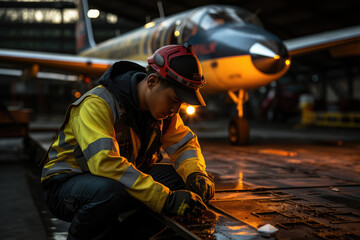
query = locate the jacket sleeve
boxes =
[161,113,208,182]
[69,95,170,213]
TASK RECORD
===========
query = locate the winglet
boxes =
[76,0,96,53]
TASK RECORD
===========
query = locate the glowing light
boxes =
[106,13,118,24]
[53,13,62,24]
[84,77,91,84]
[74,91,81,98]
[144,21,155,29]
[186,106,195,115]
[174,30,180,37]
[273,55,280,60]
[285,59,291,65]
[63,9,78,23]
[34,10,43,22]
[87,9,100,18]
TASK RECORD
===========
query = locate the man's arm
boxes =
[161,114,215,202]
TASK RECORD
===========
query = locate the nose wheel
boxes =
[228,89,249,145]
[229,116,249,145]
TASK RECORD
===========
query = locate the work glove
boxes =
[162,190,207,217]
[185,172,215,202]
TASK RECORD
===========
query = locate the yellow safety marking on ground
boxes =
[298,110,360,128]
[258,149,298,157]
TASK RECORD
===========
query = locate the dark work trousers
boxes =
[43,163,185,240]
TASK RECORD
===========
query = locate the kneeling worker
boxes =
[40,44,215,239]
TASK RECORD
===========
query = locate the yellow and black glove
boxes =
[162,190,207,217]
[185,172,215,203]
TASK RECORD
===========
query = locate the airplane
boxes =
[1,0,360,145]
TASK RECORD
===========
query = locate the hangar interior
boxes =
[0,0,360,128]
[0,2,360,239]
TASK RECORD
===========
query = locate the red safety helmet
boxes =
[148,43,206,106]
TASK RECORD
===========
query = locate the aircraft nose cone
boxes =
[250,41,289,74]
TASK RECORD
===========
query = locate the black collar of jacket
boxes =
[98,61,145,85]
[97,61,160,150]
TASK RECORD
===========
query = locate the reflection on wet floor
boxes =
[211,187,360,239]
[171,208,260,240]
[200,137,360,239]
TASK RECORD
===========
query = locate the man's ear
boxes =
[147,73,160,90]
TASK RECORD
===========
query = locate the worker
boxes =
[40,43,215,239]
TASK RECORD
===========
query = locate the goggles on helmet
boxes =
[147,43,206,90]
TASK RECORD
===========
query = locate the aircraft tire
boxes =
[228,116,249,145]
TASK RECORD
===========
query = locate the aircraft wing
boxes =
[0,48,147,78]
[2,25,359,79]
[284,25,360,57]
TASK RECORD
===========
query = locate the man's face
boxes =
[146,74,183,120]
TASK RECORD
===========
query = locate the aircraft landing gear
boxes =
[228,89,249,145]
[229,116,249,145]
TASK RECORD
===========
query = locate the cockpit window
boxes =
[200,6,263,30]
[181,6,263,42]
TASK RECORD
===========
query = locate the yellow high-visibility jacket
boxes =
[41,85,207,213]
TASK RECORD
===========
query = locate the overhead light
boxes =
[144,21,156,28]
[34,10,43,22]
[87,9,100,18]
[174,30,180,37]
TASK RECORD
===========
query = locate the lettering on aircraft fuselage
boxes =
[192,42,217,56]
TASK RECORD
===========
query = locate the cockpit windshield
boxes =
[202,6,262,29]
[181,6,263,42]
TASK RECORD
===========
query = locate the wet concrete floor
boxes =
[1,119,359,239]
[193,120,360,239]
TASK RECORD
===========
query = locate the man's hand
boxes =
[162,190,207,217]
[185,172,215,202]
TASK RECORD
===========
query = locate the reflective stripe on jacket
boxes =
[41,85,207,213]
[161,114,207,182]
